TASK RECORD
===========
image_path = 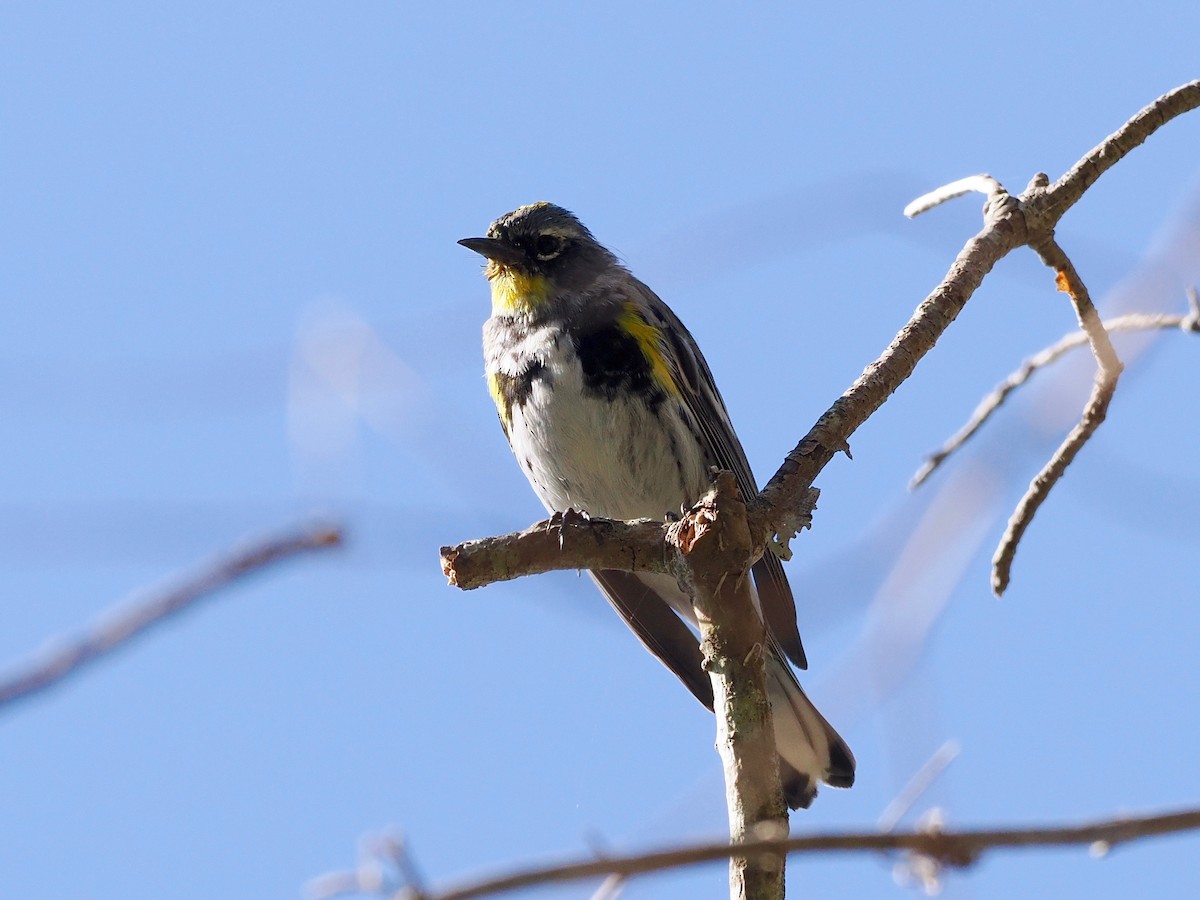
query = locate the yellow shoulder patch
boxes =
[616,303,680,396]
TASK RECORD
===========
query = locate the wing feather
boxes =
[591,569,715,708]
[628,278,808,669]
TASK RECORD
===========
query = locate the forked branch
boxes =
[911,292,1200,489]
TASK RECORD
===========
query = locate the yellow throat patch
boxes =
[489,267,550,316]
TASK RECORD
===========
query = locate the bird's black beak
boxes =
[458,237,526,267]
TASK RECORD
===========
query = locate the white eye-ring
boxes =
[534,232,565,260]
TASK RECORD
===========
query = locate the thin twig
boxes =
[910,308,1199,489]
[879,743,963,896]
[991,240,1125,596]
[306,831,409,900]
[0,521,343,709]
[589,874,626,900]
[877,741,962,833]
[422,806,1200,900]
[381,834,431,899]
[904,175,1006,218]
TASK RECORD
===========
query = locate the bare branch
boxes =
[0,521,344,710]
[306,831,431,900]
[903,175,1006,218]
[750,191,1025,545]
[680,472,787,898]
[991,240,1124,596]
[1039,239,1124,373]
[911,308,1199,489]
[1044,80,1200,214]
[751,81,1200,581]
[877,741,961,833]
[421,806,1200,900]
[440,510,674,590]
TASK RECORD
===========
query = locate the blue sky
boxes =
[2,3,1199,898]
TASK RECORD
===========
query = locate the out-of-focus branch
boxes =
[306,830,428,900]
[911,297,1200,489]
[877,741,961,833]
[406,805,1200,900]
[0,521,344,709]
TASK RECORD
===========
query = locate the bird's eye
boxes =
[534,233,565,260]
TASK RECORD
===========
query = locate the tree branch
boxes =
[439,510,674,590]
[910,298,1200,489]
[0,521,344,710]
[410,805,1200,900]
[679,473,787,899]
[749,187,1025,548]
[751,79,1200,568]
[991,238,1124,595]
[902,174,1006,218]
[1046,81,1200,210]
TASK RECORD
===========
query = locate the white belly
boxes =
[504,352,707,522]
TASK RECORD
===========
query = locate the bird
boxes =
[460,201,854,809]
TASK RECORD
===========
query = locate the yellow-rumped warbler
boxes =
[460,202,853,809]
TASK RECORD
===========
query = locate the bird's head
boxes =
[459,202,617,316]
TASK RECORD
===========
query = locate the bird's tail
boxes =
[766,656,855,810]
